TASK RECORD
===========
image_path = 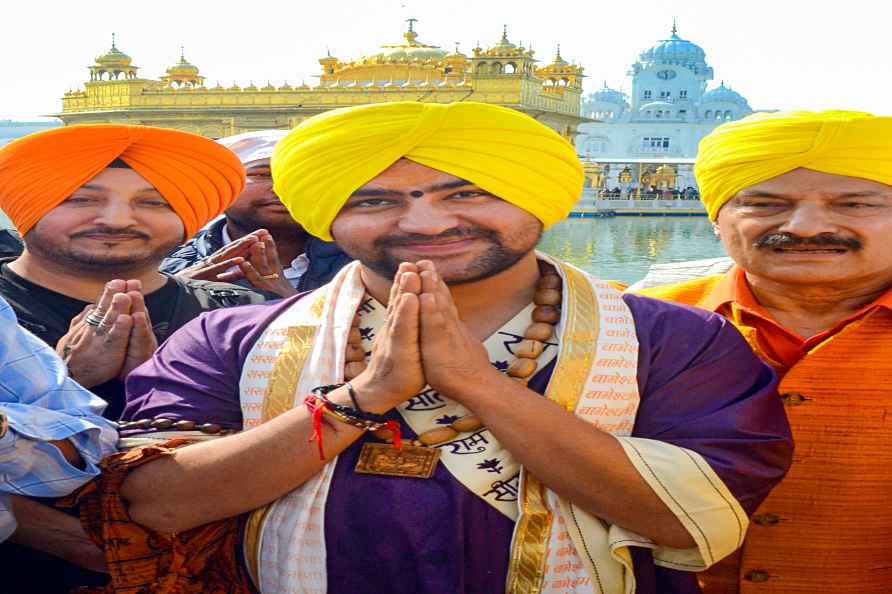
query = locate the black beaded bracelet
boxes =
[311,384,386,424]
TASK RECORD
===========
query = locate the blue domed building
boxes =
[575,24,760,200]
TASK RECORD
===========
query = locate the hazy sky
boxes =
[2,0,888,120]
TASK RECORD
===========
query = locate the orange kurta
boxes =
[640,269,892,594]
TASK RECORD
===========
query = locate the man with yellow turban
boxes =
[0,124,268,594]
[638,109,892,593]
[78,102,790,594]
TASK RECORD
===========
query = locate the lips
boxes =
[79,234,144,242]
[392,238,477,254]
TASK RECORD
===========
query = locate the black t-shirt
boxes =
[0,264,181,420]
[0,264,180,345]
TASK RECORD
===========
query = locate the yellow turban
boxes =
[271,101,584,240]
[0,124,245,237]
[695,110,892,220]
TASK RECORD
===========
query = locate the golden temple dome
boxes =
[161,47,204,87]
[356,19,447,64]
[474,26,533,60]
[166,48,200,75]
[95,33,132,66]
[550,45,569,67]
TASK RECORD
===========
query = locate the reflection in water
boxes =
[537,218,727,284]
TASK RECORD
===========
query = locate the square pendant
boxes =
[355,442,441,479]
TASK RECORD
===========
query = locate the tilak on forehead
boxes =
[270,101,585,241]
[695,109,892,220]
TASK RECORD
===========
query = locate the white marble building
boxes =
[575,24,753,171]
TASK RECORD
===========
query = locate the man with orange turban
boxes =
[638,110,892,593]
[0,124,266,592]
[77,102,790,594]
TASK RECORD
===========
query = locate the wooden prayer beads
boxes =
[506,269,562,380]
[401,414,484,447]
[117,417,232,435]
[532,305,560,324]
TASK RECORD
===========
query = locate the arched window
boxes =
[477,62,488,73]
[504,62,517,74]
[491,62,503,74]
[724,110,733,120]
[705,110,712,119]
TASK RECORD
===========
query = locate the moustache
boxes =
[754,232,862,251]
[375,227,498,248]
[70,228,151,241]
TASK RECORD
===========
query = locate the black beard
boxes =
[754,232,863,251]
[350,226,541,285]
[23,228,181,275]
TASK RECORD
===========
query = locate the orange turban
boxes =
[0,124,245,237]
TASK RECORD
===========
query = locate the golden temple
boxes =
[56,23,586,139]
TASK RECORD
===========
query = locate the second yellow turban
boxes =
[271,101,584,240]
[695,110,892,220]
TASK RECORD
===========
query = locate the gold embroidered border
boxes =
[244,323,319,587]
[506,263,601,593]
[506,474,554,594]
[260,325,318,422]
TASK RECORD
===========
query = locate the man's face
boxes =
[24,167,186,274]
[330,159,543,284]
[715,168,892,287]
[224,161,304,233]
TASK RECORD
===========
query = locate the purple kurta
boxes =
[124,293,792,594]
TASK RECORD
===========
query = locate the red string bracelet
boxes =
[303,394,402,460]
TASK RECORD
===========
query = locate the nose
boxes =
[396,199,460,236]
[92,199,139,229]
[777,202,839,237]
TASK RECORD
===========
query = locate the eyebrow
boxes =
[737,189,889,199]
[349,178,475,198]
[77,183,164,195]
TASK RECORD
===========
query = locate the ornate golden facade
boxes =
[57,23,586,139]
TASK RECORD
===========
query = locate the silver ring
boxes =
[84,312,105,327]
